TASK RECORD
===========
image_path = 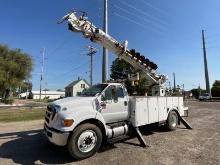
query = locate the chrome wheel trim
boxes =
[171,114,177,128]
[77,130,97,153]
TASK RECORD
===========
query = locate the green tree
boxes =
[0,44,33,102]
[57,89,64,92]
[191,88,206,99]
[110,58,134,80]
[110,58,150,95]
[211,80,220,97]
[20,81,32,93]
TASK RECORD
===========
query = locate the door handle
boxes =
[124,101,128,106]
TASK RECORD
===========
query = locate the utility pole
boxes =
[198,83,201,96]
[202,30,211,95]
[168,81,171,95]
[87,46,97,86]
[183,84,185,100]
[102,0,108,83]
[173,72,176,91]
[39,48,45,100]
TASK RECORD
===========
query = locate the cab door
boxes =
[100,85,129,123]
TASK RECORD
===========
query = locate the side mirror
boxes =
[101,94,106,101]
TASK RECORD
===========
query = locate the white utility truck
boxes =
[44,10,191,160]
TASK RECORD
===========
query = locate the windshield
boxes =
[80,84,108,97]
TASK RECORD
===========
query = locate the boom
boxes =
[59,10,167,96]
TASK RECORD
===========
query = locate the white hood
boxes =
[53,96,96,109]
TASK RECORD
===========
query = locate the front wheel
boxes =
[68,123,102,160]
[166,111,178,131]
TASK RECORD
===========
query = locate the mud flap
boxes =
[179,116,193,129]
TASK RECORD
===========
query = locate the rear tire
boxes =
[166,111,178,131]
[68,123,102,160]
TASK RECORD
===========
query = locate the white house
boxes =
[65,79,90,97]
[19,91,65,100]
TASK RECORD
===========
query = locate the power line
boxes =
[113,12,163,34]
[113,4,166,31]
[113,12,146,28]
[140,0,167,15]
[56,49,85,65]
[46,37,72,57]
[117,0,168,26]
[108,1,166,34]
[56,61,90,77]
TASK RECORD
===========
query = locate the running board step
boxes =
[180,116,193,129]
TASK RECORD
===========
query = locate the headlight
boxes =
[62,107,67,111]
[62,119,74,127]
[54,105,61,113]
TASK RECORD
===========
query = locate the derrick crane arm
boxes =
[59,10,167,95]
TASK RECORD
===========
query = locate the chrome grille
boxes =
[45,117,49,123]
[45,105,55,124]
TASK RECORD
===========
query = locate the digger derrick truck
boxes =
[44,10,192,160]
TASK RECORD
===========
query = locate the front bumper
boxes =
[44,123,69,146]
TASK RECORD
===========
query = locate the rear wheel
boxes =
[166,111,178,131]
[68,123,102,160]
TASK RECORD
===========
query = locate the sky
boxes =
[0,0,219,91]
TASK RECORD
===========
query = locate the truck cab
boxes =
[96,83,129,123]
[44,83,128,144]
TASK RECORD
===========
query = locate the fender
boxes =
[52,106,107,134]
[95,111,108,135]
[167,107,180,116]
[167,108,181,124]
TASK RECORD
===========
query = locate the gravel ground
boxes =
[0,101,220,165]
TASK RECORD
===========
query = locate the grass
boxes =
[0,108,46,122]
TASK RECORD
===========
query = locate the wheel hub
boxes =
[77,130,97,153]
[171,114,177,127]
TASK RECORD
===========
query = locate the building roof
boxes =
[31,91,65,95]
[65,79,90,88]
[19,91,65,97]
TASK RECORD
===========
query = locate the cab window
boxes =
[103,86,112,100]
[117,86,124,98]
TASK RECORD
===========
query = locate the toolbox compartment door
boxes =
[148,97,159,124]
[158,97,167,121]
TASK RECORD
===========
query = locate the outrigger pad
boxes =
[180,116,193,129]
[135,127,148,147]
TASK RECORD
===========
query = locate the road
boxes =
[0,101,220,165]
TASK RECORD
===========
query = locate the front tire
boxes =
[166,111,178,131]
[68,123,102,160]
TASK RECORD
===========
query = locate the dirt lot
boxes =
[0,101,220,165]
